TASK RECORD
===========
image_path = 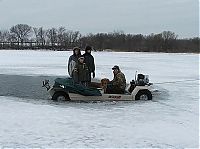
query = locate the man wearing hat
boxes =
[106,65,126,94]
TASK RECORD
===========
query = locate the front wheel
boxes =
[52,92,70,101]
[135,90,152,100]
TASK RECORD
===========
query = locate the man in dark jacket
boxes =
[83,46,95,82]
[106,65,126,94]
[73,56,90,86]
[68,47,81,77]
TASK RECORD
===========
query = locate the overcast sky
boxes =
[0,0,199,38]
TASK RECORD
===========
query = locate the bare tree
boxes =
[57,26,66,46]
[63,30,81,48]
[10,24,32,44]
[0,30,10,42]
[46,28,57,47]
[33,27,46,47]
[162,31,178,50]
[162,31,178,41]
[71,31,81,44]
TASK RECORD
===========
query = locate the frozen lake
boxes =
[0,50,199,148]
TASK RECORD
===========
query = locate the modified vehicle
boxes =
[42,73,153,101]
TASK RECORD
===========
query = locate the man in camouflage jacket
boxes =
[106,65,126,94]
[72,56,90,86]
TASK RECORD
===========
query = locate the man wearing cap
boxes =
[106,65,126,94]
[72,56,90,86]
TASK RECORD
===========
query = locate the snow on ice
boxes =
[0,50,199,148]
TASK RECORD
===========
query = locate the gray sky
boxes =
[0,0,199,38]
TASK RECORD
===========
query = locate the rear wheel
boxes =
[52,92,70,101]
[135,90,152,100]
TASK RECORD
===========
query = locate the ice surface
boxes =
[0,50,199,148]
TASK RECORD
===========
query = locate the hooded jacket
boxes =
[68,48,81,77]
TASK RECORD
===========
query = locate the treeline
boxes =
[0,24,199,53]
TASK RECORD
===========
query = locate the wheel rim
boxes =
[139,94,148,100]
[57,95,66,101]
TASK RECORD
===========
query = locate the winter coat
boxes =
[83,53,95,73]
[68,50,81,77]
[111,71,126,91]
[72,62,90,83]
[83,53,95,82]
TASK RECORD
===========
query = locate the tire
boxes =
[52,92,70,101]
[135,90,152,100]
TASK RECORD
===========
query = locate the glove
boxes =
[92,72,95,78]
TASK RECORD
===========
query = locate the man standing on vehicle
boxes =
[106,65,126,94]
[83,45,95,83]
[73,56,90,86]
[68,47,81,77]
